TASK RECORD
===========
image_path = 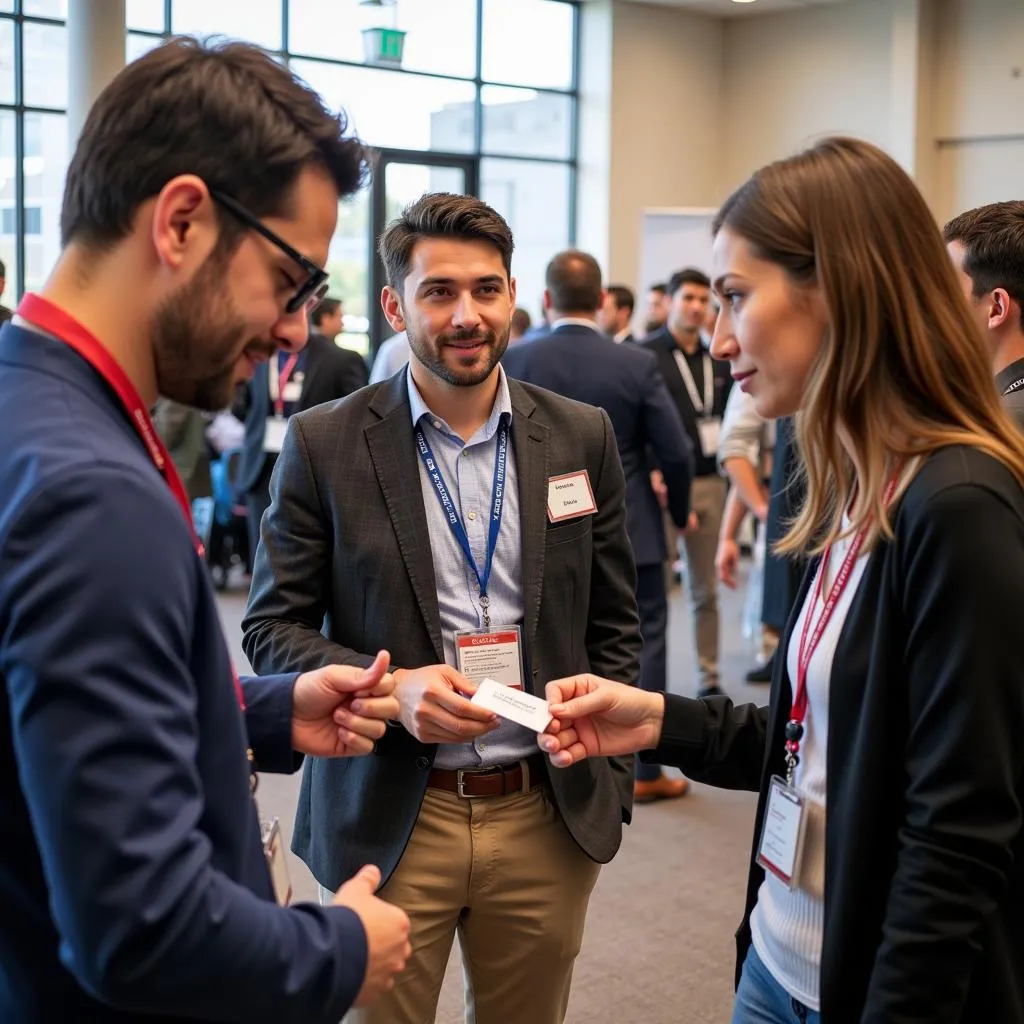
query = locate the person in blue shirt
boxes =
[0,37,411,1023]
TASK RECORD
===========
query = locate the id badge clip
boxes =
[455,624,525,690]
[755,775,808,891]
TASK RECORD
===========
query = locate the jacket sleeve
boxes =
[1,467,367,1023]
[643,694,768,792]
[240,672,303,775]
[641,355,694,528]
[861,482,1024,1023]
[243,415,377,675]
[584,409,643,799]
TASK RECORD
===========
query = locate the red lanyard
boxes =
[17,294,247,712]
[785,472,901,783]
[271,353,300,418]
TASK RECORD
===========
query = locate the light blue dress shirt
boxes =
[407,364,536,770]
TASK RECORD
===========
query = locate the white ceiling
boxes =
[617,0,853,16]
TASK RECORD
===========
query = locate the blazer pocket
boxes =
[546,514,593,547]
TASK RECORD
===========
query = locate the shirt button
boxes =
[468,511,477,520]
[432,420,442,430]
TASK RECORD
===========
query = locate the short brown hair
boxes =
[62,37,369,251]
[545,249,602,313]
[510,307,532,335]
[667,268,710,296]
[944,201,1024,330]
[311,296,342,327]
[606,284,635,315]
[377,192,514,290]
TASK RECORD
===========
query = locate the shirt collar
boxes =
[613,327,632,343]
[550,316,601,332]
[406,362,512,443]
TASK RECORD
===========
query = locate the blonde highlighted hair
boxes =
[713,136,1024,555]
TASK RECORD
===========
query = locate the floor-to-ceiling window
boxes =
[1,0,578,353]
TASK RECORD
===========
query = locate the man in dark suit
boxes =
[0,38,410,1023]
[243,194,640,1024]
[503,251,694,802]
[641,267,733,698]
[238,294,368,561]
[596,283,636,343]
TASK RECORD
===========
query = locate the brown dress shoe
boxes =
[633,775,690,803]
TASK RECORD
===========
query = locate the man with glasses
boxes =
[0,38,411,1023]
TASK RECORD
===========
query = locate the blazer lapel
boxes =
[509,380,549,672]
[364,375,446,664]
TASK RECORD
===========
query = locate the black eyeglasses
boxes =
[208,186,329,315]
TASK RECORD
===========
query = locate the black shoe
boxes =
[745,650,777,684]
[697,685,726,699]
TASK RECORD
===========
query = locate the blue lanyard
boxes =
[415,419,509,628]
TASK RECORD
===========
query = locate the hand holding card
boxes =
[470,678,552,733]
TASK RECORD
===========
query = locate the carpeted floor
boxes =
[220,566,768,1024]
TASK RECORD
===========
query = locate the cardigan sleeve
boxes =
[862,481,1024,1023]
[643,693,770,792]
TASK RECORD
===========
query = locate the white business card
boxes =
[471,678,552,733]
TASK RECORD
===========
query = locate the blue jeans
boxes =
[732,944,821,1024]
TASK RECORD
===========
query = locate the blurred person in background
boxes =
[642,281,670,336]
[597,284,636,343]
[504,250,693,802]
[641,268,732,698]
[238,292,368,565]
[0,258,11,324]
[509,305,532,342]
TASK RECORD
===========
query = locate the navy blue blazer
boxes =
[503,322,694,566]
[0,324,366,1022]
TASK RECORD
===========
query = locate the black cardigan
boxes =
[651,446,1024,1023]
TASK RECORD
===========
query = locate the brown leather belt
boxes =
[428,753,546,798]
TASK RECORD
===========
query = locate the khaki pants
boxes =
[678,475,727,689]
[332,785,601,1024]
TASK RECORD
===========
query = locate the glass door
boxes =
[369,149,478,353]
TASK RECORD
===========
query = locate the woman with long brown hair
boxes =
[536,136,1024,1023]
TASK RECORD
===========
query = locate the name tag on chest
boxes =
[263,417,288,454]
[547,470,597,523]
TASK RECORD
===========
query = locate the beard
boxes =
[644,316,666,335]
[406,320,510,388]
[151,247,267,411]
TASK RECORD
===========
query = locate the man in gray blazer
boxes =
[243,193,640,1024]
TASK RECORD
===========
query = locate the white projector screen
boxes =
[637,207,718,295]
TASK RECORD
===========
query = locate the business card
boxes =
[470,678,552,733]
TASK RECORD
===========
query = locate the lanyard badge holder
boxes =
[673,347,720,456]
[16,294,291,903]
[756,472,900,891]
[416,420,525,690]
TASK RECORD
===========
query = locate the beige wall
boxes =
[721,0,894,191]
[606,2,724,283]
[932,0,1024,221]
[577,0,1024,296]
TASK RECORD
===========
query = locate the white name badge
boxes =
[261,818,292,906]
[455,626,524,689]
[282,381,303,403]
[547,469,597,523]
[262,416,288,454]
[471,678,552,733]
[756,776,808,890]
[697,416,721,457]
